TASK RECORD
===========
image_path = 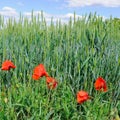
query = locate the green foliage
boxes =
[0,12,120,119]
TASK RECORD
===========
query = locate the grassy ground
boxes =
[0,13,120,120]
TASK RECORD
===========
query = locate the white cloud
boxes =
[0,7,106,24]
[0,6,18,17]
[66,0,120,7]
[2,7,16,11]
[23,11,82,23]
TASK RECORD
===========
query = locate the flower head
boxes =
[46,76,58,89]
[4,98,8,103]
[1,60,16,71]
[94,77,107,92]
[77,90,89,104]
[32,64,48,80]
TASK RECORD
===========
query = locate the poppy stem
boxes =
[5,71,11,88]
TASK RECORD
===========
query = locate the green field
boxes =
[0,12,120,120]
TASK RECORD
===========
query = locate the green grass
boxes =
[0,12,120,120]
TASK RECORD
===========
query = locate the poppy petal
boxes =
[77,90,89,104]
[46,77,58,89]
[32,64,48,80]
[1,60,16,71]
[94,77,107,92]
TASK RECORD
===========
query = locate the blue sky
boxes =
[0,0,120,23]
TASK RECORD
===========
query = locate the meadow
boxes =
[0,12,120,120]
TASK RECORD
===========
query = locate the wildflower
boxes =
[46,76,58,89]
[4,98,8,103]
[32,64,48,80]
[77,90,89,104]
[1,60,16,71]
[94,77,107,92]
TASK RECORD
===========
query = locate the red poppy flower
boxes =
[94,77,107,92]
[77,90,89,104]
[1,60,16,71]
[46,76,58,89]
[32,64,48,80]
